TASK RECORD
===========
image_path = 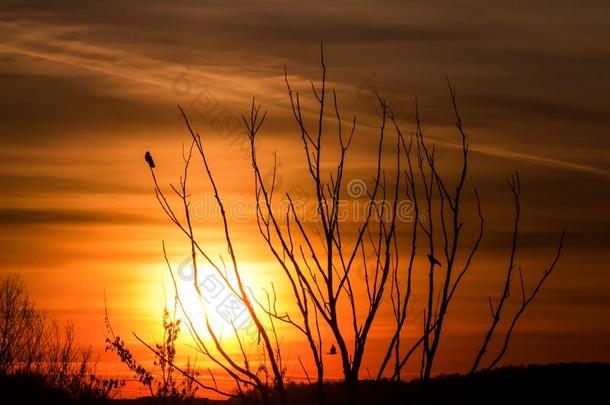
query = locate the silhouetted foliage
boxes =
[105,300,199,400]
[0,274,121,402]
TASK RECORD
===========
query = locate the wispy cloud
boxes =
[0,208,152,225]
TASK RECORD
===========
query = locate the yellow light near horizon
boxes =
[165,259,265,353]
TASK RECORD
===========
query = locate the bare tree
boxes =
[142,46,565,405]
[368,83,565,403]
[144,116,288,404]
[0,274,121,400]
[238,43,404,404]
[470,173,566,373]
[0,273,38,374]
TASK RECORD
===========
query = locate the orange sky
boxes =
[1,0,609,398]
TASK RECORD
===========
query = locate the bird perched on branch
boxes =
[328,344,337,355]
[144,151,155,168]
[427,254,442,267]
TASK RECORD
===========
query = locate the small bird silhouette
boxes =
[427,254,442,267]
[328,344,337,355]
[144,151,155,168]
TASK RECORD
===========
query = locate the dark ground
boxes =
[2,362,608,405]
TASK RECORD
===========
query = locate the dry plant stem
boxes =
[147,118,287,404]
[470,172,566,373]
[249,44,400,403]
[376,118,419,383]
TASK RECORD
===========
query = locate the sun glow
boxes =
[165,259,263,351]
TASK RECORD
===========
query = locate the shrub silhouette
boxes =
[0,274,121,402]
[105,299,199,400]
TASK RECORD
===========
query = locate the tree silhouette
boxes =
[141,46,566,404]
[0,274,121,401]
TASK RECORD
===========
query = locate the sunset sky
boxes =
[1,0,609,396]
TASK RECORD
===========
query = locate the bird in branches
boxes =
[328,344,337,355]
[427,254,442,267]
[144,151,155,168]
